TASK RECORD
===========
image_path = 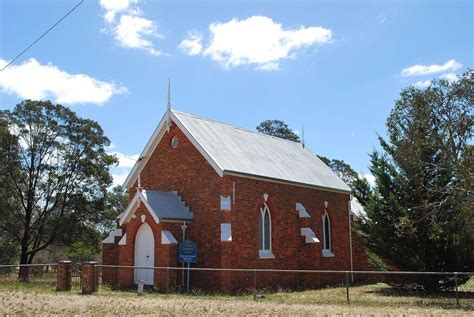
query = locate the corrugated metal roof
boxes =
[172,110,351,193]
[142,190,193,221]
[350,198,366,218]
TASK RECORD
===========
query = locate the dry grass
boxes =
[0,276,472,316]
[0,288,472,317]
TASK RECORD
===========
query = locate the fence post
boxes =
[81,261,97,294]
[345,271,350,304]
[166,267,170,293]
[253,269,257,300]
[56,260,71,291]
[454,272,459,307]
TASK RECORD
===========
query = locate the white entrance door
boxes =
[134,223,155,285]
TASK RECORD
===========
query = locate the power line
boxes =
[0,0,84,72]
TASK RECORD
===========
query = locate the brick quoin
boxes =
[103,123,370,291]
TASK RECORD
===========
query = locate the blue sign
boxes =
[178,239,197,263]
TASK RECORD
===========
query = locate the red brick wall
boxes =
[107,122,368,290]
[102,233,121,286]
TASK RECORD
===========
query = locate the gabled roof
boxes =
[123,109,351,193]
[142,190,193,221]
[119,189,193,226]
[350,197,366,219]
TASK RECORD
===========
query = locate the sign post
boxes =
[178,239,197,293]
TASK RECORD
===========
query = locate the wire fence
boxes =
[95,265,474,309]
[0,263,472,309]
[0,264,57,286]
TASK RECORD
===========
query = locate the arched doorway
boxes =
[134,222,155,285]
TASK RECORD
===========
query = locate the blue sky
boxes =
[1,0,472,186]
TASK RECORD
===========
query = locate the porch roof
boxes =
[118,189,193,226]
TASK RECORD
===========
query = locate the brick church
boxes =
[102,103,369,290]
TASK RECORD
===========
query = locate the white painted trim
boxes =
[119,191,141,226]
[224,171,352,194]
[322,211,332,254]
[258,250,275,259]
[296,202,311,218]
[118,191,160,226]
[259,203,272,253]
[140,191,161,224]
[102,229,123,244]
[220,195,231,211]
[220,223,232,242]
[322,249,335,257]
[123,113,169,189]
[123,109,225,189]
[170,111,224,177]
[122,109,351,194]
[118,233,127,246]
[300,227,320,243]
[161,230,178,244]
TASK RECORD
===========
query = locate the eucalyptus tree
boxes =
[256,119,301,142]
[0,100,117,279]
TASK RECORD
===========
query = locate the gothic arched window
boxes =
[322,211,333,257]
[259,203,272,256]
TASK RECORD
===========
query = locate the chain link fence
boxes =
[0,264,57,286]
[0,263,472,309]
[95,265,474,309]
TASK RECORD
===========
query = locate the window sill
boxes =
[258,250,275,259]
[322,249,334,257]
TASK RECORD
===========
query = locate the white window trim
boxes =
[259,203,274,259]
[322,249,334,257]
[220,223,232,242]
[259,250,275,259]
[220,195,231,211]
[322,211,334,257]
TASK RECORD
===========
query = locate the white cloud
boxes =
[411,72,460,88]
[401,59,462,77]
[414,80,432,88]
[180,16,332,70]
[108,150,139,187]
[111,171,130,187]
[362,173,375,185]
[110,151,139,169]
[439,72,459,82]
[179,32,203,56]
[115,15,163,55]
[100,0,163,56]
[99,0,138,22]
[0,58,127,105]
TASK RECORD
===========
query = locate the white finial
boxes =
[302,122,305,148]
[167,78,171,111]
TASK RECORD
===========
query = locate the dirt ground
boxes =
[0,289,472,317]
